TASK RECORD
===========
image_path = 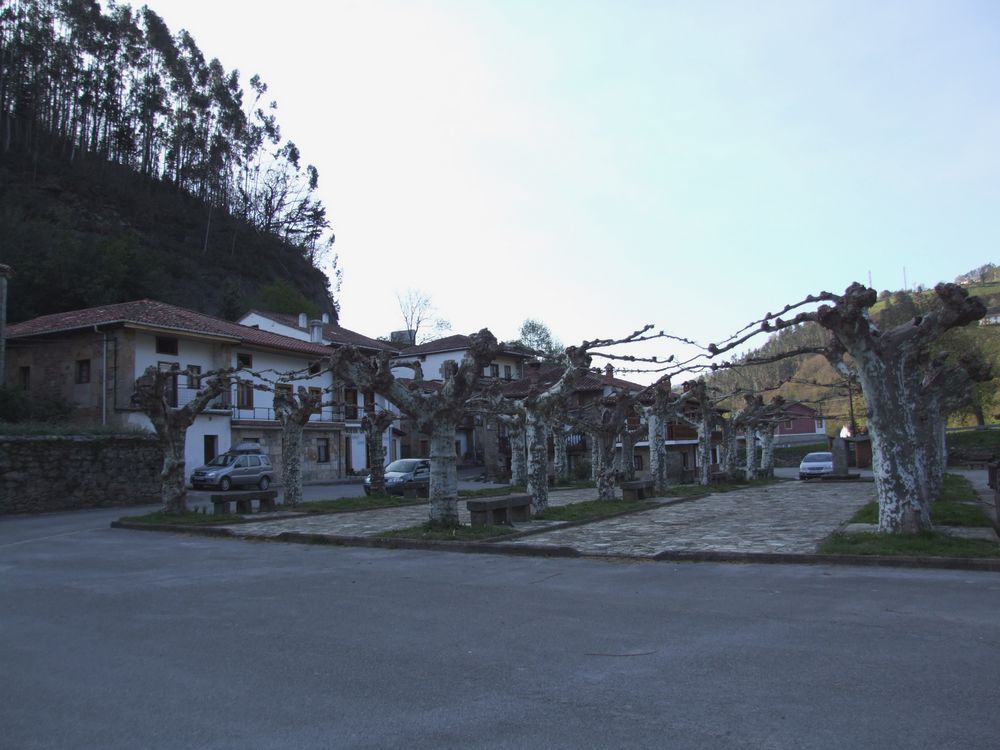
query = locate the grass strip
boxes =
[119,510,244,525]
[534,499,655,522]
[297,495,421,512]
[819,531,1000,558]
[848,474,993,528]
[377,522,518,541]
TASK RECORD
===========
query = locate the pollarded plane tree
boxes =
[708,282,989,533]
[131,365,233,513]
[569,392,639,501]
[327,330,500,525]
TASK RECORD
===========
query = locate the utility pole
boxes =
[0,264,12,387]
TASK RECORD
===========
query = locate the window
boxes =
[633,454,644,471]
[815,418,824,430]
[158,362,179,407]
[237,352,253,369]
[19,366,29,391]
[155,336,178,355]
[503,365,512,380]
[364,391,375,413]
[308,361,322,376]
[490,364,500,378]
[186,365,201,389]
[75,359,91,384]
[344,387,358,420]
[237,380,254,410]
[317,438,330,463]
[309,387,323,415]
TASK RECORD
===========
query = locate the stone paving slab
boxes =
[495,480,875,557]
[218,488,597,539]
[213,481,875,559]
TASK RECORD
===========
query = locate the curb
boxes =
[111,519,1000,572]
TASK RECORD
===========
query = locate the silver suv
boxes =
[191,450,273,491]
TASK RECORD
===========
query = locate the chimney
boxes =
[604,363,614,384]
[321,312,330,324]
[309,319,324,344]
[298,313,308,328]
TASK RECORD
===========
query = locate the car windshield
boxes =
[205,454,237,467]
[385,459,424,473]
[803,453,833,463]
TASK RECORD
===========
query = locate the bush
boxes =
[0,386,74,423]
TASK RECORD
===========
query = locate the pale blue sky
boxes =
[137,0,999,375]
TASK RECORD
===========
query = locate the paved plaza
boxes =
[211,478,878,558]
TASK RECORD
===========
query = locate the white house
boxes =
[5,300,400,482]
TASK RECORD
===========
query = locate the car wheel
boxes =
[258,476,270,491]
[799,474,806,480]
[220,477,232,491]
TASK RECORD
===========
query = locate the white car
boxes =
[798,451,834,480]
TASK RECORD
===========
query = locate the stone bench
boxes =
[621,479,655,501]
[466,494,532,527]
[211,490,278,515]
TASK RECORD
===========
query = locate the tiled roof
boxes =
[246,310,398,353]
[398,334,534,359]
[7,300,335,358]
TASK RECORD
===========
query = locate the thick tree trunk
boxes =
[759,425,775,479]
[721,423,738,478]
[856,359,933,533]
[525,409,549,513]
[428,423,460,524]
[620,429,636,481]
[596,433,618,501]
[510,424,527,487]
[589,430,601,482]
[159,432,188,513]
[696,420,712,486]
[281,420,305,507]
[552,425,568,482]
[647,412,667,496]
[744,427,758,480]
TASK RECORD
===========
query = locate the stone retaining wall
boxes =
[0,434,160,514]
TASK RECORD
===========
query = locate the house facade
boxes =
[773,402,827,445]
[5,300,401,483]
[391,334,537,465]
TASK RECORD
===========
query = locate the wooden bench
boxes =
[466,494,532,527]
[964,452,996,469]
[211,490,278,515]
[621,479,655,501]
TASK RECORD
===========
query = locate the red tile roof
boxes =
[7,300,336,358]
[246,310,398,353]
[399,334,534,359]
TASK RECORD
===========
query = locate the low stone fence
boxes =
[0,434,160,515]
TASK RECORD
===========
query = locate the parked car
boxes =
[364,459,431,496]
[190,450,273,491]
[798,451,834,480]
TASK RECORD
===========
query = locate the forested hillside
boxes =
[709,270,1000,430]
[0,0,337,322]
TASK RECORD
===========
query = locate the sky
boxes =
[132,0,999,379]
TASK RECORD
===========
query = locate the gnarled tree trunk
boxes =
[525,409,549,512]
[429,423,459,524]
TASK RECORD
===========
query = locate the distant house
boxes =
[5,300,401,482]
[239,310,402,473]
[774,402,827,445]
[390,334,537,464]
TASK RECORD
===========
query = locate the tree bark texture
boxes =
[132,366,231,513]
[525,410,549,513]
[429,424,460,524]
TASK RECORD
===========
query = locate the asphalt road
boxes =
[2,507,999,749]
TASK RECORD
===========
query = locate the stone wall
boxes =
[0,434,160,515]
